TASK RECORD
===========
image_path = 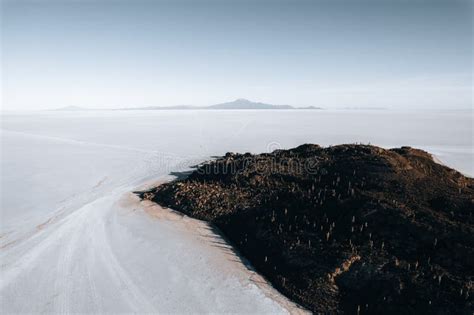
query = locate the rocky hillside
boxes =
[141,144,473,314]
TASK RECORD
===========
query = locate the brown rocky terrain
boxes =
[140,144,473,314]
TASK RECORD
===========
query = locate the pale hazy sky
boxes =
[1,0,472,110]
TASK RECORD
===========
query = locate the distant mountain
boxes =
[339,106,387,110]
[120,105,195,110]
[130,99,298,110]
[208,98,293,110]
[52,99,323,111]
[52,106,89,111]
[299,105,323,110]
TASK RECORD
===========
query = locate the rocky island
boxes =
[140,144,473,314]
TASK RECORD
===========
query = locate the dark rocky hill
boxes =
[141,144,473,314]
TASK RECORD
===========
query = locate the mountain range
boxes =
[53,99,323,111]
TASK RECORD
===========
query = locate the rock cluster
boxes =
[141,144,473,314]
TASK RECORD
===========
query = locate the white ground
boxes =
[1,109,472,313]
[1,178,302,313]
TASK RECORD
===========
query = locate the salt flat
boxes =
[0,109,472,313]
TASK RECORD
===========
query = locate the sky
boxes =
[1,0,472,110]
